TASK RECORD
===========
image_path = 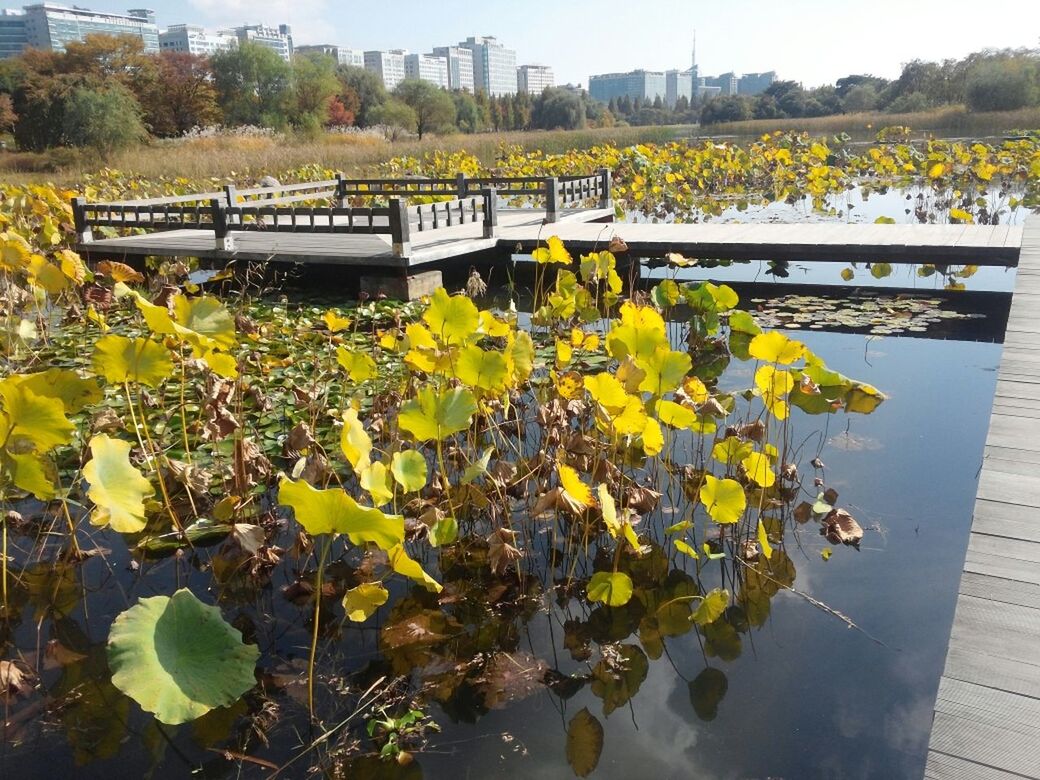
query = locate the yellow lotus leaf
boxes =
[336,346,377,383]
[6,368,101,413]
[26,255,67,294]
[757,520,774,560]
[559,464,594,510]
[423,287,479,345]
[340,408,372,471]
[359,461,394,507]
[456,345,509,392]
[656,399,697,430]
[587,571,633,607]
[0,233,31,272]
[171,294,236,352]
[97,260,144,284]
[683,376,710,405]
[755,364,795,397]
[742,451,776,488]
[378,330,401,351]
[92,335,173,388]
[570,328,599,351]
[598,484,620,538]
[611,395,648,436]
[0,379,74,451]
[388,543,442,593]
[390,449,427,493]
[616,356,646,393]
[555,370,584,400]
[531,235,572,265]
[507,331,535,383]
[57,249,88,285]
[712,437,752,465]
[398,386,477,442]
[927,162,945,179]
[640,348,692,395]
[699,474,746,524]
[342,582,389,622]
[200,349,237,379]
[607,303,668,362]
[322,310,351,332]
[556,338,573,367]
[277,476,404,549]
[749,332,806,365]
[83,435,154,533]
[7,451,57,499]
[583,372,629,414]
[479,310,511,338]
[641,416,664,456]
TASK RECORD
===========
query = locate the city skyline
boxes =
[13,0,1036,87]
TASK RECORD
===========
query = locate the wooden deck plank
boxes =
[81,218,1023,269]
[926,215,1039,779]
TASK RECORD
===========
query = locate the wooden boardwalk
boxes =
[924,214,1040,780]
[80,217,1023,268]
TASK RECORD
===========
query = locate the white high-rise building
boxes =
[517,64,553,94]
[227,23,293,62]
[159,24,236,56]
[403,53,448,89]
[295,44,363,67]
[459,36,516,96]
[18,3,159,53]
[364,49,406,90]
[431,45,474,92]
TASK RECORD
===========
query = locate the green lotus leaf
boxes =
[107,589,259,725]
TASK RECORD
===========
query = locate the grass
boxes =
[0,124,695,186]
[698,105,1040,140]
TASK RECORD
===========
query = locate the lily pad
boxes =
[107,589,259,724]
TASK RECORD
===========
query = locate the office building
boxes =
[403,52,448,88]
[517,63,553,94]
[431,45,473,92]
[0,8,27,58]
[364,49,406,90]
[460,35,516,96]
[15,3,159,53]
[296,44,363,67]
[738,71,776,95]
[228,23,292,61]
[158,24,235,56]
[588,70,667,104]
[665,69,692,107]
[702,71,738,96]
[694,80,722,101]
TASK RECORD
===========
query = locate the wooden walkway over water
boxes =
[925,215,1040,780]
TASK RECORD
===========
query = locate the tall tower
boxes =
[690,30,699,99]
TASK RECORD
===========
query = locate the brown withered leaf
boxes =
[477,651,548,709]
[0,660,33,698]
[284,422,315,456]
[608,235,628,254]
[823,508,863,547]
[233,437,272,491]
[96,260,144,284]
[624,484,661,515]
[89,407,123,434]
[488,528,523,575]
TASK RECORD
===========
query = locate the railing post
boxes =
[456,172,468,199]
[211,198,234,252]
[72,196,92,243]
[335,172,347,207]
[545,176,559,223]
[482,188,498,239]
[223,183,237,207]
[389,198,411,259]
[598,168,613,210]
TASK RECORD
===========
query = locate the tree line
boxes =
[0,34,612,155]
[699,48,1040,124]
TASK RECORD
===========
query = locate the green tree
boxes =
[292,52,340,132]
[699,95,752,124]
[336,65,386,127]
[393,79,456,139]
[530,87,586,130]
[62,83,146,157]
[452,91,481,132]
[370,98,417,141]
[965,58,1038,111]
[211,42,292,127]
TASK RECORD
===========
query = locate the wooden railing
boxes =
[74,189,501,258]
[73,170,609,255]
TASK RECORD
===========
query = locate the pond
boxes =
[2,274,1004,780]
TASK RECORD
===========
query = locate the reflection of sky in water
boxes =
[419,331,1000,780]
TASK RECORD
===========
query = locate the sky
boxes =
[73,0,1040,86]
